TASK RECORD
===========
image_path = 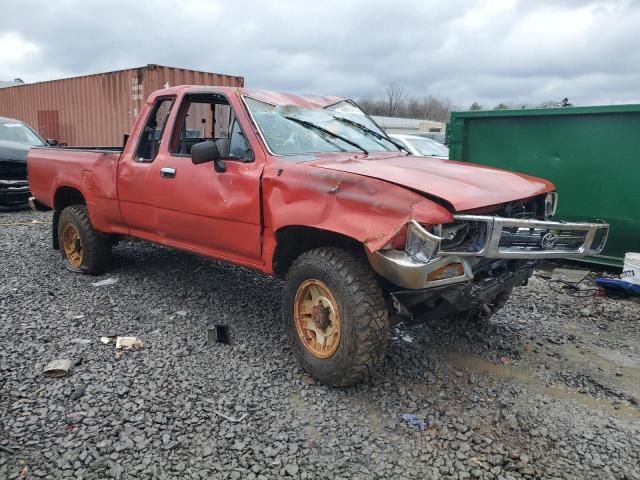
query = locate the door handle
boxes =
[160,167,176,178]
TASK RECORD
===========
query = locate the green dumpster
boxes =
[448,105,640,267]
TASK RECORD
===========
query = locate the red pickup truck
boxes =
[28,85,608,386]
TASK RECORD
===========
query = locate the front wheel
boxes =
[58,204,112,275]
[283,247,389,386]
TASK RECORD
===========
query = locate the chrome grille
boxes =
[436,215,609,259]
[498,227,588,251]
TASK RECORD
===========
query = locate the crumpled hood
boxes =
[0,140,31,163]
[309,154,554,211]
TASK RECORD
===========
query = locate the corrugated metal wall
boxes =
[0,64,244,147]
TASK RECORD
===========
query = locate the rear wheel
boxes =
[58,205,112,275]
[283,247,389,386]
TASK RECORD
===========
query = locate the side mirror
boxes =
[46,139,59,147]
[191,140,226,172]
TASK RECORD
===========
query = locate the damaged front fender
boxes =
[261,161,453,261]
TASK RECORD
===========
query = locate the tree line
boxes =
[356,83,452,122]
[356,83,569,121]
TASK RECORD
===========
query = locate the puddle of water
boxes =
[445,351,640,421]
[590,347,640,369]
[544,385,640,420]
[559,344,640,397]
[446,352,534,384]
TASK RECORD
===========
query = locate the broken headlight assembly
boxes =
[405,220,441,263]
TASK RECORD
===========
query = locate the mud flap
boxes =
[52,209,60,250]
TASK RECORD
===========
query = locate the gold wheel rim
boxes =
[293,279,341,359]
[62,224,83,268]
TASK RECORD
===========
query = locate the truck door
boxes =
[117,97,176,235]
[140,93,264,265]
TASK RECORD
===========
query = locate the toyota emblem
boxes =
[541,232,559,248]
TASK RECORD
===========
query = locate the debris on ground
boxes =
[302,374,317,385]
[42,359,73,378]
[0,444,17,455]
[595,277,640,298]
[0,219,50,227]
[211,410,248,423]
[100,336,143,359]
[550,267,591,283]
[400,414,426,430]
[547,277,601,297]
[91,277,118,287]
[207,325,230,345]
[115,336,143,350]
[622,252,640,285]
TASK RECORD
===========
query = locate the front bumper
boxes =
[368,215,609,290]
[391,260,535,323]
[0,179,30,209]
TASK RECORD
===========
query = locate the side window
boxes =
[170,95,252,161]
[228,120,252,160]
[135,98,173,162]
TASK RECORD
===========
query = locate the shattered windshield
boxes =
[0,121,45,146]
[244,97,399,156]
[324,100,385,135]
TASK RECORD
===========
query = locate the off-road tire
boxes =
[58,204,112,275]
[283,247,389,386]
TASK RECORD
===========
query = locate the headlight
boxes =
[545,192,558,218]
[406,220,440,263]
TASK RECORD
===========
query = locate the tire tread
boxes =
[285,247,388,386]
[58,204,112,275]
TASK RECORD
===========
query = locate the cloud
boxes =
[0,32,39,77]
[1,0,639,108]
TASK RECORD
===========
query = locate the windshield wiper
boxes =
[332,116,410,154]
[284,116,368,155]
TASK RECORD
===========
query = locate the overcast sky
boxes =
[1,0,639,109]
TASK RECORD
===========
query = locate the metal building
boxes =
[0,64,244,147]
[370,115,446,135]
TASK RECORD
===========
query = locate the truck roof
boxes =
[148,85,346,108]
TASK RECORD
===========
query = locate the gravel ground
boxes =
[1,209,639,480]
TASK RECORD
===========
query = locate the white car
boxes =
[389,134,449,158]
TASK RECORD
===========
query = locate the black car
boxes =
[0,117,50,209]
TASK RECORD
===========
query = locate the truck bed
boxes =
[27,147,123,231]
